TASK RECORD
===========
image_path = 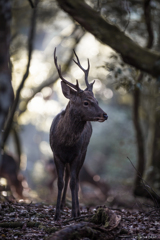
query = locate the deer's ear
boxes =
[61,81,76,100]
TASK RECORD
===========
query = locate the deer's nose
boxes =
[103,114,108,120]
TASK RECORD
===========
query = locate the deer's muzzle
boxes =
[103,114,108,120]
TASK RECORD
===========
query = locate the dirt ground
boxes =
[0,193,160,240]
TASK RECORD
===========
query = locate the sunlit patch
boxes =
[103,88,113,99]
[93,175,100,182]
[118,87,127,95]
[39,141,52,156]
[60,24,74,36]
[79,34,99,57]
[0,178,7,186]
[28,95,44,114]
[30,62,50,76]
[20,153,27,171]
[71,66,84,79]
[21,88,33,98]
[22,180,28,188]
[2,191,7,196]
[61,38,74,48]
[28,95,61,116]
[18,199,24,202]
[41,87,52,99]
[29,190,39,199]
[94,79,102,91]
[32,162,45,182]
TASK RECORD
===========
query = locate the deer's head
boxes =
[54,48,108,122]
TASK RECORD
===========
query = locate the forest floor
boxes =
[0,196,160,240]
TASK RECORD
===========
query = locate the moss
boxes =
[91,208,109,227]
[36,213,46,218]
[84,226,96,239]
[13,232,23,237]
[38,224,45,230]
[44,227,59,234]
[70,231,81,240]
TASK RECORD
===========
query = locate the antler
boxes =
[54,48,83,93]
[73,50,95,92]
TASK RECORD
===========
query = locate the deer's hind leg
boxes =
[61,163,70,210]
[54,156,65,221]
[70,152,86,218]
[76,152,87,216]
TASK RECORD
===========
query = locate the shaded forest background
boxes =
[0,0,160,207]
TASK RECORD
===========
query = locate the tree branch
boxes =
[28,0,34,8]
[56,0,160,77]
[144,0,154,48]
[18,26,84,117]
[133,0,154,196]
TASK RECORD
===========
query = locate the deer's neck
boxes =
[57,102,86,146]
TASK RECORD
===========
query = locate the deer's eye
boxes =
[84,101,89,106]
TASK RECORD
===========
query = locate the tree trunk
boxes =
[0,0,14,164]
[133,84,146,196]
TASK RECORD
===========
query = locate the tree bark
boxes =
[0,0,14,163]
[133,81,145,195]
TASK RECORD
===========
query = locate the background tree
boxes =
[55,0,160,196]
[0,0,14,164]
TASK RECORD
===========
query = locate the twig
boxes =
[127,157,160,208]
[144,0,154,48]
[62,214,94,223]
[123,0,131,32]
[28,0,34,8]
[2,0,39,147]
[0,221,40,228]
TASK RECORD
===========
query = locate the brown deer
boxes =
[50,48,108,220]
[0,153,24,199]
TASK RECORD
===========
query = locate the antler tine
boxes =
[73,50,93,91]
[54,48,82,92]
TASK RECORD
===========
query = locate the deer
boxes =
[0,153,24,199]
[50,48,108,220]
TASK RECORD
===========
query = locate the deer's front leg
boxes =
[70,172,77,218]
[76,177,80,216]
[54,157,64,221]
[75,152,87,217]
[61,164,70,210]
[70,161,81,218]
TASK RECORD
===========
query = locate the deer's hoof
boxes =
[54,213,60,221]
[71,210,81,218]
[60,204,64,211]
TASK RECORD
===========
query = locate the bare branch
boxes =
[133,0,154,195]
[144,0,154,49]
[123,1,131,32]
[128,157,160,208]
[28,0,34,8]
